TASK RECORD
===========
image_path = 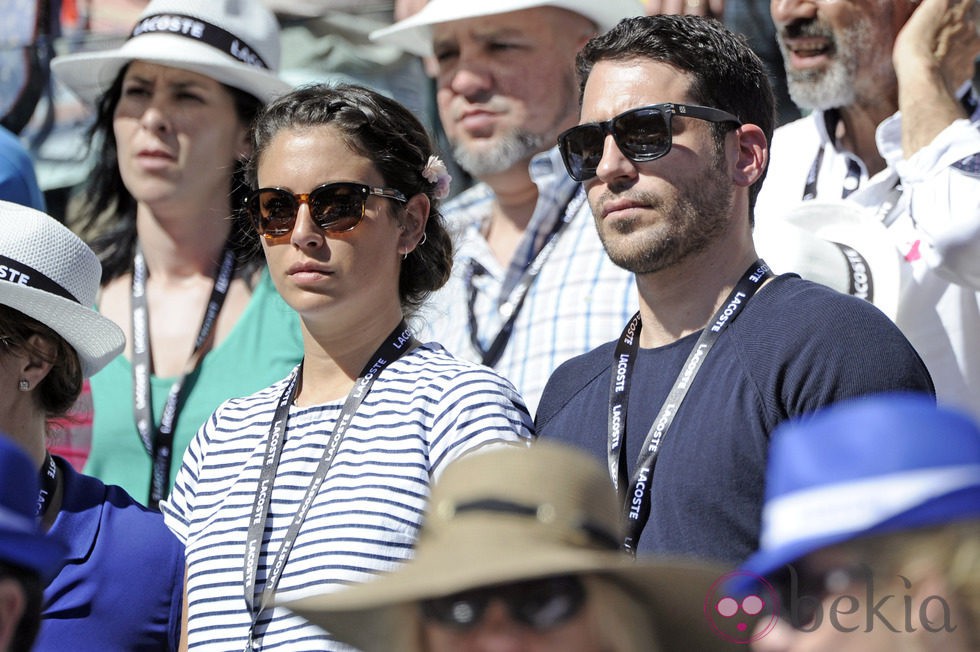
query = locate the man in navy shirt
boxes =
[537,15,935,564]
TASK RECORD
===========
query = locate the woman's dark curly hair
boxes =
[247,83,454,315]
[71,64,265,283]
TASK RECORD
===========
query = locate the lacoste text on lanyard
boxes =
[36,452,58,517]
[467,187,585,367]
[131,242,237,509]
[608,260,771,554]
[242,322,418,652]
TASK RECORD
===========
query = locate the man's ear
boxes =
[730,124,769,189]
[398,193,431,257]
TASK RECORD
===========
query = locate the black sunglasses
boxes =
[557,103,742,182]
[420,575,586,631]
[245,181,407,239]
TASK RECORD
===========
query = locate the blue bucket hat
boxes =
[739,393,980,583]
[0,437,65,580]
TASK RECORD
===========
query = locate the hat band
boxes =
[832,242,874,302]
[130,13,269,70]
[0,255,78,303]
[452,498,621,550]
[0,503,35,535]
[761,464,980,550]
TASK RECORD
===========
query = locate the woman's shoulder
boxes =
[402,343,519,387]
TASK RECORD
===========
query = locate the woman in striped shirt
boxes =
[161,83,534,652]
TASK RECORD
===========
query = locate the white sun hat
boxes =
[754,200,905,320]
[50,0,291,106]
[370,0,645,57]
[0,201,125,377]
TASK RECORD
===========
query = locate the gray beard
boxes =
[451,130,547,177]
[781,19,871,112]
[786,61,856,112]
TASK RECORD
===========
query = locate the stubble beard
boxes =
[594,153,735,276]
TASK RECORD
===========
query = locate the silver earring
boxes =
[402,251,409,261]
[418,232,428,247]
[18,379,30,392]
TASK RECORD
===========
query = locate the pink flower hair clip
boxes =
[422,155,452,200]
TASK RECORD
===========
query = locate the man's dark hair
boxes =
[575,15,776,215]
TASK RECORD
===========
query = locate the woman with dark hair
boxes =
[160,83,534,651]
[0,200,183,650]
[50,0,304,507]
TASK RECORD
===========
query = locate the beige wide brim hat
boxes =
[283,442,747,652]
[0,201,124,377]
[754,200,905,320]
[51,0,292,106]
[370,0,645,57]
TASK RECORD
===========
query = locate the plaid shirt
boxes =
[417,148,636,414]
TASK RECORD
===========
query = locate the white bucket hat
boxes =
[0,201,125,377]
[50,0,291,106]
[754,201,904,320]
[370,0,645,57]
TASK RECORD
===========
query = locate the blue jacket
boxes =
[37,457,184,651]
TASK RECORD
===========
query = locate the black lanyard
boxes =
[242,322,418,652]
[36,452,58,517]
[466,187,586,367]
[607,261,772,554]
[804,140,903,228]
[803,110,864,201]
[803,144,863,201]
[131,241,237,509]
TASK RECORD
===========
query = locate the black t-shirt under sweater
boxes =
[535,275,935,565]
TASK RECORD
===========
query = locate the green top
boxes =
[85,268,304,502]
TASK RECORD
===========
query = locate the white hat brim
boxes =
[0,283,124,378]
[51,33,292,106]
[370,0,643,57]
[755,201,904,320]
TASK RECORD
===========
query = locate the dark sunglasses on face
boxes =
[245,181,407,239]
[420,575,587,632]
[557,102,742,182]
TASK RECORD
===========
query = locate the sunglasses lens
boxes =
[614,108,670,161]
[250,189,298,237]
[309,184,368,233]
[559,108,672,181]
[421,592,488,628]
[511,576,585,629]
[420,576,585,632]
[248,184,371,237]
[560,125,605,181]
